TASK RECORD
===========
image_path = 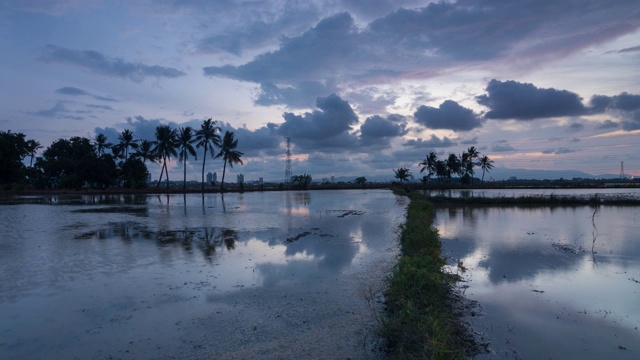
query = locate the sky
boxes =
[1,0,639,182]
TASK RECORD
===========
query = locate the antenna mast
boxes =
[284,137,292,183]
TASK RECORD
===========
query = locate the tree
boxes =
[177,126,197,190]
[0,130,28,185]
[419,151,438,184]
[153,125,178,188]
[215,131,243,191]
[434,160,449,181]
[292,174,312,189]
[195,118,221,190]
[446,153,461,183]
[25,139,42,167]
[120,158,149,189]
[393,167,411,183]
[478,155,495,183]
[118,129,138,160]
[133,139,158,164]
[94,133,111,157]
[354,176,367,185]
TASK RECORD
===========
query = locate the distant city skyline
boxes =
[2,1,639,182]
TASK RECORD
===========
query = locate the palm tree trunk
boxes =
[165,156,170,189]
[157,160,166,187]
[219,159,228,192]
[482,169,486,184]
[183,157,187,190]
[201,147,207,190]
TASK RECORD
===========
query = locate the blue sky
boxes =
[1,0,639,182]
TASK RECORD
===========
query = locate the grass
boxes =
[383,189,472,359]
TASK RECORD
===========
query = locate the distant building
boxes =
[206,172,213,183]
[330,176,335,183]
[259,177,263,184]
[237,173,244,184]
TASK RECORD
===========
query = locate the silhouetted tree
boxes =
[393,167,411,183]
[195,118,221,190]
[478,155,495,183]
[215,131,243,191]
[94,133,111,157]
[153,125,178,188]
[177,126,197,190]
[118,129,138,160]
[292,174,312,189]
[133,139,158,164]
[120,158,149,189]
[419,151,438,184]
[25,139,42,167]
[446,153,461,183]
[0,130,28,185]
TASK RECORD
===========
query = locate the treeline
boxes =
[0,119,243,191]
[394,146,495,184]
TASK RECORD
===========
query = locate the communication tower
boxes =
[284,137,292,183]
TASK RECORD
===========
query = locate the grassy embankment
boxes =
[383,189,472,359]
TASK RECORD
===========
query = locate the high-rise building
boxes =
[237,173,244,184]
[206,172,213,183]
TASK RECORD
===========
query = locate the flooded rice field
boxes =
[437,203,640,359]
[0,190,407,359]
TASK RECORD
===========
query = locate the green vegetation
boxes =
[426,193,640,206]
[418,147,491,185]
[394,167,412,182]
[216,130,244,191]
[291,174,313,189]
[384,190,472,359]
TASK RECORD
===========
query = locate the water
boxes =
[423,187,640,201]
[436,204,640,359]
[0,190,407,359]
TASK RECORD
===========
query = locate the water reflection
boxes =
[436,205,640,359]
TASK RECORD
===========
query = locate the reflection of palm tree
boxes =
[195,118,221,190]
[178,127,197,190]
[153,125,178,188]
[215,131,243,191]
[478,155,495,183]
[25,139,42,167]
[118,129,138,160]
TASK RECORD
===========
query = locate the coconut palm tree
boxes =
[446,153,461,182]
[118,129,138,160]
[177,126,198,190]
[393,167,411,183]
[419,151,438,184]
[195,118,221,190]
[24,139,42,167]
[94,133,111,157]
[153,125,178,188]
[215,131,243,191]
[133,139,158,164]
[478,155,495,183]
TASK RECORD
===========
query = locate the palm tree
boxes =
[24,139,42,167]
[393,167,411,183]
[177,126,198,190]
[446,153,461,182]
[133,139,157,164]
[419,151,438,184]
[478,155,495,183]
[195,118,221,190]
[215,131,243,191]
[118,129,138,160]
[111,144,126,161]
[153,125,178,188]
[94,133,111,157]
[435,160,449,182]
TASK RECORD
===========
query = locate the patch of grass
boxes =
[383,191,471,359]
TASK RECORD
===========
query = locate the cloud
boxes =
[414,100,482,131]
[254,81,338,109]
[403,135,457,148]
[477,79,586,120]
[359,114,408,146]
[55,86,117,102]
[617,45,640,54]
[30,101,84,120]
[202,1,640,108]
[460,136,478,145]
[542,148,577,155]
[276,94,359,152]
[588,92,640,131]
[491,140,515,152]
[40,45,186,82]
[567,123,584,133]
[219,122,282,157]
[596,120,619,130]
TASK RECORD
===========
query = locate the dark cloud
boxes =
[360,115,407,139]
[55,86,117,102]
[219,122,282,157]
[542,148,577,155]
[276,94,359,151]
[30,101,83,120]
[588,92,640,131]
[202,1,639,108]
[477,79,586,120]
[41,45,186,82]
[254,81,338,108]
[403,135,456,148]
[86,104,114,111]
[596,120,619,130]
[460,136,478,145]
[621,111,640,131]
[617,45,640,54]
[491,140,515,152]
[414,100,482,131]
[567,123,584,133]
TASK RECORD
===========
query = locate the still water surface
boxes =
[0,190,407,359]
[436,201,640,359]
